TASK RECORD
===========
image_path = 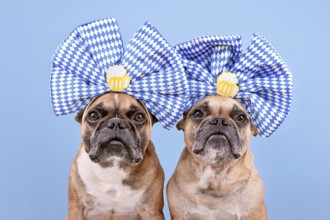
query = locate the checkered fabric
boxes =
[50,18,188,129]
[176,34,293,137]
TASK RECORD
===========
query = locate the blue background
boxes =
[1,0,329,219]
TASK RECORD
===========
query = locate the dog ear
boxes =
[151,113,158,125]
[75,109,85,124]
[176,111,188,131]
[251,123,258,136]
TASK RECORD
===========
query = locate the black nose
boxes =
[209,117,229,126]
[107,118,128,130]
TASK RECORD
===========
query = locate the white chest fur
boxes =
[76,150,144,216]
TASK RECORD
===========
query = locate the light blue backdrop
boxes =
[1,0,329,219]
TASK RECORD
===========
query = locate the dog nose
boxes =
[107,118,128,130]
[209,117,229,126]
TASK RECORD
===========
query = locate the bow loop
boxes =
[233,34,293,136]
[51,18,188,129]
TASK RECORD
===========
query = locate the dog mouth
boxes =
[107,139,127,154]
[192,130,242,161]
[193,133,229,154]
[206,133,230,147]
[89,137,143,164]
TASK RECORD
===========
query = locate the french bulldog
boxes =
[67,92,165,220]
[167,95,267,220]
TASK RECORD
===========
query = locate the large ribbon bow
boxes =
[175,34,293,137]
[50,18,188,129]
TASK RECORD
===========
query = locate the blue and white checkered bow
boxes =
[175,34,293,137]
[50,18,188,129]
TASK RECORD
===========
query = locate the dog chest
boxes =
[76,150,144,215]
[191,166,251,219]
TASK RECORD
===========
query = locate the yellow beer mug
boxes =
[106,65,131,92]
[216,72,239,97]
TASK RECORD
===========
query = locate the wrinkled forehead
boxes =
[191,96,247,114]
[86,93,146,113]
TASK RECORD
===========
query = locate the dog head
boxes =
[177,96,257,166]
[75,93,156,167]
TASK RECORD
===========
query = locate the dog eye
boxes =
[133,113,145,123]
[235,114,247,122]
[87,111,100,122]
[192,110,204,119]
